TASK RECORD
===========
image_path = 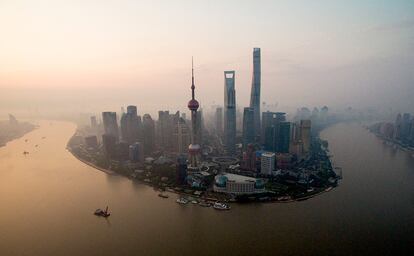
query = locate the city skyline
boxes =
[1,2,414,255]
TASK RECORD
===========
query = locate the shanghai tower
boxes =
[249,47,261,142]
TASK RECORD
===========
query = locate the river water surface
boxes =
[0,121,413,255]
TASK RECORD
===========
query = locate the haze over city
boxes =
[1,1,414,256]
[1,0,414,118]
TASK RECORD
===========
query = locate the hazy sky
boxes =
[1,0,413,117]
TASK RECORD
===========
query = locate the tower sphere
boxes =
[188,99,199,111]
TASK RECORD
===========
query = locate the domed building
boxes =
[213,173,265,195]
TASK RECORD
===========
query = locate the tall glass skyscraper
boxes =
[249,48,261,141]
[224,71,236,155]
[102,111,119,142]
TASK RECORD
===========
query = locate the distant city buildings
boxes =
[372,113,414,147]
[224,71,236,155]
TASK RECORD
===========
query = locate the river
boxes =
[0,121,413,255]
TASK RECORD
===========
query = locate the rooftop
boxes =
[222,173,256,183]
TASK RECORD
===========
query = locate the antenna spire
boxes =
[191,57,195,100]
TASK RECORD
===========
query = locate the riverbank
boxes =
[369,130,414,156]
[67,145,338,205]
[68,147,117,175]
[0,121,37,148]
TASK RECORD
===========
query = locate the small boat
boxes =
[191,200,199,204]
[94,206,110,217]
[325,187,333,192]
[307,188,314,193]
[158,193,169,198]
[198,201,211,207]
[176,197,189,205]
[277,196,291,201]
[213,202,230,210]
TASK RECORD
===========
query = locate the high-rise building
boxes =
[120,105,142,145]
[249,47,261,141]
[176,154,188,185]
[127,105,137,116]
[215,107,223,137]
[102,133,117,159]
[187,59,201,169]
[196,108,204,145]
[173,118,190,154]
[157,111,173,150]
[262,112,286,151]
[142,114,155,155]
[261,152,275,175]
[129,142,144,163]
[289,122,304,159]
[224,71,236,155]
[276,122,291,153]
[242,107,255,149]
[120,113,128,142]
[102,112,119,142]
[300,120,311,154]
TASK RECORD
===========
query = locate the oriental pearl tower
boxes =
[188,58,201,170]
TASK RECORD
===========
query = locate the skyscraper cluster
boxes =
[95,48,314,178]
[213,48,313,174]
